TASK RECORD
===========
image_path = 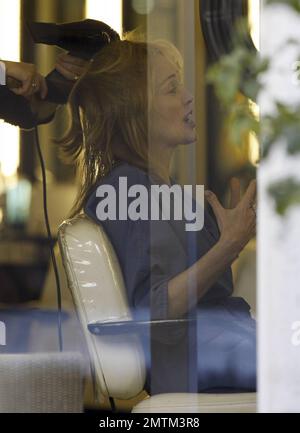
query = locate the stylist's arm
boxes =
[4,60,48,99]
[1,56,89,127]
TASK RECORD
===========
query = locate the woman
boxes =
[61,35,257,394]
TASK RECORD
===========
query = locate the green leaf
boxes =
[268,178,300,215]
[266,0,300,13]
[205,3,300,216]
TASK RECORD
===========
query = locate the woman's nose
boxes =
[183,87,194,106]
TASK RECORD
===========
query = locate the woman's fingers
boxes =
[229,177,241,209]
[241,179,257,208]
[204,190,224,220]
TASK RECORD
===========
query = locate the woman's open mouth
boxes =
[183,111,195,128]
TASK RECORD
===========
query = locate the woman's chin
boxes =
[183,130,197,145]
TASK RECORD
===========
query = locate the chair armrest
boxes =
[88,318,195,336]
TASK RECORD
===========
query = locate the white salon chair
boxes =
[58,214,256,413]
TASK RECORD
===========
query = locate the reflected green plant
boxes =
[268,178,300,215]
[206,6,300,215]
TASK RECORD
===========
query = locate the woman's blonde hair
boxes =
[60,31,183,217]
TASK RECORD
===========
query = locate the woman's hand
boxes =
[55,53,90,81]
[205,178,256,254]
[4,60,48,99]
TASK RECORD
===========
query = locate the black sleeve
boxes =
[0,86,55,129]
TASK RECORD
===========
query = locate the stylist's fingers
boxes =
[55,62,79,81]
[56,57,87,75]
[229,177,241,209]
[57,53,87,67]
[11,73,32,96]
[12,74,36,96]
[27,74,46,98]
[55,60,88,81]
[38,75,48,99]
[55,53,89,81]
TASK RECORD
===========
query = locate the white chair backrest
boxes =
[58,214,146,400]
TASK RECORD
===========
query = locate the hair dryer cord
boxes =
[34,126,63,352]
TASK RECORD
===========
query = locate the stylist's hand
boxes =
[55,53,90,81]
[205,178,256,252]
[5,60,48,99]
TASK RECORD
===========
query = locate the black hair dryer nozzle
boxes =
[27,19,120,103]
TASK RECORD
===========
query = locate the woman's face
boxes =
[149,53,196,149]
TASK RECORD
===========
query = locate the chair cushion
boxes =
[132,392,257,413]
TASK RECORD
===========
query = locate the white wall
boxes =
[258,0,300,412]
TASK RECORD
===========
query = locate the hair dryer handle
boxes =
[45,68,75,104]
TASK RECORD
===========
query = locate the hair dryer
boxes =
[3,19,120,128]
[27,19,120,103]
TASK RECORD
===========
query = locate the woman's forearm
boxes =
[167,238,240,319]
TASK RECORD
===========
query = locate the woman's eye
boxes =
[168,87,177,93]
[168,83,178,94]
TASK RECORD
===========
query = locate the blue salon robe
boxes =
[85,161,256,394]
